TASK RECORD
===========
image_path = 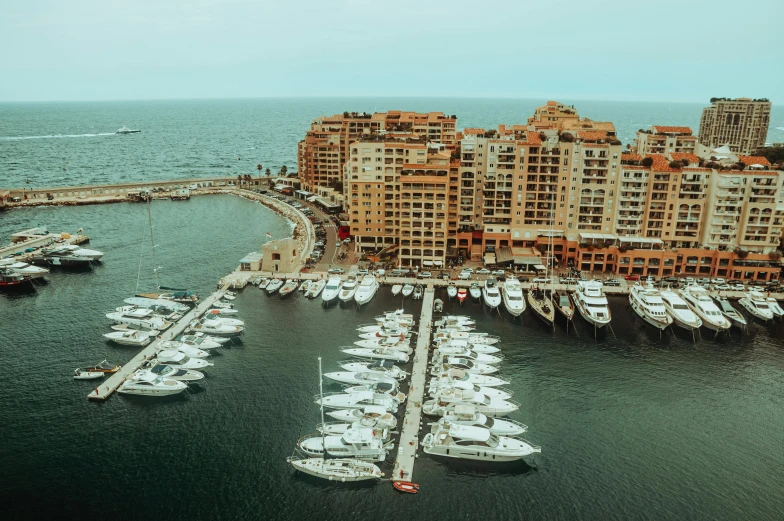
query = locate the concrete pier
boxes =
[392,285,434,483]
[0,233,90,259]
[88,283,231,401]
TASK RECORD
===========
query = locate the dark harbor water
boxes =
[2,196,784,521]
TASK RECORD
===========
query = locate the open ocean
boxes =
[2,99,784,521]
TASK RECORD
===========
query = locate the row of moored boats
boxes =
[254,274,381,306]
[0,244,104,289]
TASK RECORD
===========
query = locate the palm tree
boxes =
[265,168,271,177]
[280,165,288,177]
[236,174,242,186]
[257,164,262,179]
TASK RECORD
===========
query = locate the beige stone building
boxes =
[698,97,771,155]
[635,126,698,157]
[261,238,299,273]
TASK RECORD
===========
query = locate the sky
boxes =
[1,0,781,103]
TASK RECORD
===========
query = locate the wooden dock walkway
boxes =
[392,285,434,483]
[87,283,231,401]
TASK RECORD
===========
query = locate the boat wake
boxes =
[0,132,116,141]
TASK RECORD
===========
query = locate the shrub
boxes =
[680,158,690,166]
[560,132,575,143]
[641,157,654,168]
[769,250,782,261]
[669,160,683,169]
[734,247,749,259]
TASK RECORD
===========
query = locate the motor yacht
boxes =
[428,379,512,401]
[153,350,213,370]
[401,283,414,297]
[124,297,189,313]
[117,370,187,396]
[196,313,244,327]
[340,348,409,363]
[501,278,525,316]
[358,328,412,340]
[339,276,358,302]
[433,356,498,375]
[353,336,410,351]
[432,367,509,387]
[56,244,104,262]
[3,262,49,279]
[212,299,233,309]
[338,360,407,380]
[149,363,205,382]
[433,329,498,344]
[739,290,774,321]
[527,286,554,326]
[114,305,182,323]
[307,279,326,298]
[136,289,199,305]
[323,371,400,386]
[344,382,406,402]
[266,278,284,295]
[423,388,519,416]
[287,457,383,482]
[320,407,397,433]
[375,310,415,327]
[433,339,499,354]
[188,317,243,336]
[116,126,141,134]
[354,275,379,306]
[572,280,611,328]
[106,308,172,331]
[629,282,673,330]
[102,330,155,347]
[321,276,343,303]
[447,282,458,299]
[434,315,475,327]
[279,279,299,298]
[159,340,210,358]
[679,285,731,332]
[713,296,747,329]
[298,427,393,462]
[437,405,527,436]
[481,278,502,309]
[206,307,240,316]
[413,284,423,300]
[432,348,503,366]
[422,423,540,462]
[766,296,784,318]
[356,322,411,334]
[0,267,34,289]
[457,287,468,305]
[316,390,401,411]
[391,284,403,296]
[178,333,224,349]
[659,288,702,330]
[29,248,92,268]
[469,283,481,300]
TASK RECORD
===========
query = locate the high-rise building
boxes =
[697,98,771,155]
[635,126,698,157]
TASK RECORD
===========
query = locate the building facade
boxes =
[697,98,771,155]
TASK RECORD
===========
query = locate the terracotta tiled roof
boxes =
[463,128,485,135]
[622,153,642,162]
[670,152,700,165]
[653,126,693,134]
[547,101,558,106]
[577,131,607,141]
[647,154,681,172]
[683,167,712,172]
[525,131,542,145]
[737,155,771,167]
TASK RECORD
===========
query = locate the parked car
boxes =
[375,269,386,277]
[663,276,678,284]
[714,284,731,291]
[418,272,432,279]
[343,238,352,244]
[603,279,621,286]
[624,274,639,281]
[314,241,325,248]
[559,278,577,284]
[458,271,471,280]
[532,277,551,284]
[697,278,711,285]
[476,268,491,275]
[682,277,695,283]
[328,268,345,274]
[517,276,529,282]
[461,267,474,274]
[731,284,745,291]
[357,269,369,276]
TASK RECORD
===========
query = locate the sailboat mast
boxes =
[318,356,327,459]
[146,195,161,289]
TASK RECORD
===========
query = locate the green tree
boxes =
[236,174,242,185]
[641,157,654,168]
[257,164,262,178]
[279,165,288,177]
[265,168,271,177]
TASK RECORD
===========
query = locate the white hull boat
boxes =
[739,291,774,321]
[321,277,343,303]
[124,297,189,313]
[469,283,481,300]
[401,284,414,297]
[358,328,411,340]
[188,318,243,336]
[103,330,155,347]
[154,349,213,370]
[447,283,457,299]
[424,388,520,416]
[74,369,104,380]
[339,277,358,302]
[340,348,409,363]
[438,406,527,436]
[433,356,498,375]
[307,279,326,298]
[106,309,171,331]
[288,457,383,481]
[391,284,403,296]
[118,369,187,396]
[338,360,407,380]
[159,341,210,358]
[433,339,500,354]
[680,285,731,332]
[266,279,284,295]
[501,279,526,316]
[660,289,702,330]
[353,338,411,351]
[297,428,392,462]
[354,275,379,305]
[299,280,312,293]
[323,371,401,386]
[629,282,673,330]
[178,333,223,349]
[5,262,49,279]
[573,280,611,328]
[149,364,205,382]
[428,380,512,400]
[279,279,299,297]
[422,424,540,462]
[433,368,509,387]
[432,348,503,365]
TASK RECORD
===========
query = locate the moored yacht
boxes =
[738,290,774,321]
[713,296,747,329]
[339,276,358,302]
[391,284,403,296]
[297,427,393,462]
[106,308,172,331]
[433,367,509,387]
[323,406,398,431]
[279,279,299,298]
[501,278,526,316]
[188,317,243,336]
[679,284,731,332]
[482,277,502,309]
[288,457,383,482]
[572,280,611,328]
[423,388,519,416]
[432,348,503,366]
[469,283,481,300]
[427,379,512,400]
[401,283,414,298]
[266,278,284,295]
[340,347,409,363]
[124,297,189,313]
[422,423,540,462]
[629,282,673,330]
[154,350,213,370]
[437,405,527,436]
[338,360,407,380]
[447,282,458,299]
[316,390,401,411]
[766,296,784,318]
[307,279,326,298]
[117,370,187,396]
[159,340,210,358]
[321,276,343,303]
[354,275,379,305]
[149,364,205,382]
[659,288,702,330]
[102,330,155,347]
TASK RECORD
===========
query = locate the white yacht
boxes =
[433,330,498,344]
[629,282,673,330]
[323,406,398,431]
[57,244,104,262]
[344,382,405,402]
[353,337,410,351]
[2,262,49,279]
[766,296,784,318]
[428,379,512,401]
[391,284,403,296]
[266,278,284,295]
[316,390,401,411]
[117,370,187,396]
[288,457,383,482]
[338,360,407,380]
[432,348,503,365]
[434,356,498,375]
[279,279,299,297]
[339,276,358,302]
[447,282,458,299]
[356,322,411,334]
[659,288,702,330]
[102,330,155,347]
[469,283,481,300]
[437,405,527,436]
[154,350,213,370]
[188,317,243,336]
[375,311,415,327]
[320,276,343,303]
[124,297,189,313]
[423,388,519,417]
[713,296,748,329]
[401,283,414,298]
[159,340,210,358]
[106,308,172,331]
[354,275,379,305]
[358,327,411,340]
[433,339,499,354]
[501,278,526,316]
[149,364,205,382]
[432,367,509,388]
[434,314,475,327]
[482,277,502,309]
[422,423,540,462]
[307,279,326,298]
[573,280,611,328]
[298,427,393,462]
[178,333,223,349]
[195,313,244,327]
[323,371,400,386]
[299,280,312,293]
[340,348,409,363]
[679,285,731,332]
[739,290,774,321]
[205,307,240,316]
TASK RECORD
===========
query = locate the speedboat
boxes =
[391,284,403,296]
[73,368,104,380]
[713,296,747,329]
[573,281,611,328]
[3,262,49,279]
[433,329,498,344]
[102,330,155,347]
[428,379,512,400]
[552,290,574,321]
[316,390,401,411]
[140,289,199,305]
[434,356,498,375]
[159,340,210,358]
[124,297,189,313]
[324,371,401,386]
[413,284,423,300]
[288,457,383,482]
[196,313,244,327]
[354,275,379,305]
[154,350,213,370]
[279,279,299,298]
[338,360,407,380]
[457,287,468,305]
[659,288,702,330]
[501,278,525,316]
[29,248,92,268]
[323,406,398,431]
[178,333,224,349]
[114,305,182,322]
[206,307,240,316]
[358,327,412,340]
[339,276,358,302]
[149,364,205,382]
[188,317,243,336]
[116,126,141,134]
[437,405,527,436]
[257,278,270,290]
[299,280,312,293]
[212,299,233,309]
[527,286,554,326]
[447,282,457,299]
[629,282,673,330]
[739,290,774,321]
[433,339,499,354]
[0,267,34,289]
[432,348,503,366]
[321,277,343,303]
[297,427,392,462]
[106,308,172,331]
[340,348,409,363]
[353,336,410,351]
[401,283,414,298]
[375,310,415,327]
[679,284,731,332]
[266,278,284,295]
[766,296,784,318]
[423,388,520,416]
[84,360,120,373]
[422,423,540,462]
[118,370,187,396]
[432,367,509,387]
[344,382,406,403]
[469,283,481,300]
[307,279,326,298]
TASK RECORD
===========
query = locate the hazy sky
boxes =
[1,0,781,102]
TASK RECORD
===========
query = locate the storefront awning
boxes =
[483,254,496,265]
[433,260,443,266]
[514,256,541,265]
[533,264,547,271]
[306,196,317,202]
[423,260,434,267]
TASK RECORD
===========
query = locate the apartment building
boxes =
[698,97,771,155]
[298,111,456,191]
[635,126,698,157]
[527,101,580,129]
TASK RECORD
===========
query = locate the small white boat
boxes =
[423,388,520,416]
[447,282,457,299]
[323,371,401,386]
[433,339,499,354]
[321,277,343,303]
[197,313,244,327]
[766,296,784,318]
[212,299,233,309]
[118,369,187,396]
[322,406,398,431]
[344,382,406,403]
[149,364,204,381]
[257,278,269,290]
[433,356,497,375]
[375,310,415,326]
[102,330,155,347]
[316,390,401,411]
[660,288,702,330]
[4,262,49,279]
[432,367,509,387]
[288,457,383,481]
[339,276,358,302]
[391,284,403,296]
[413,284,423,300]
[401,283,414,298]
[433,329,498,344]
[222,293,236,301]
[353,337,411,351]
[299,280,312,293]
[356,322,411,334]
[73,368,104,380]
[206,307,240,316]
[432,347,503,365]
[188,317,243,336]
[154,349,213,370]
[437,405,528,436]
[307,279,326,298]
[114,305,182,322]
[178,333,223,349]
[739,290,774,321]
[56,244,105,262]
[422,423,540,462]
[266,278,284,295]
[354,275,379,306]
[482,278,502,309]
[469,283,481,300]
[159,340,210,358]
[279,279,299,297]
[358,328,411,340]
[340,348,409,363]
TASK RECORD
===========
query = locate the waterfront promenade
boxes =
[393,286,434,483]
